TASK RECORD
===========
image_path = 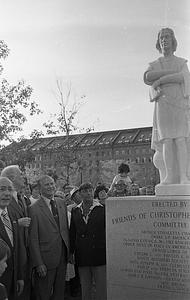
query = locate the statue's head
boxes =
[156,28,177,53]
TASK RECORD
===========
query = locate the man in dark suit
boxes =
[0,177,24,299]
[1,165,31,300]
[70,182,107,300]
[28,175,70,300]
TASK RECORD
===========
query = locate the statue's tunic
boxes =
[145,56,190,152]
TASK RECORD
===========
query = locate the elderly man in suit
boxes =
[1,165,31,300]
[0,177,24,299]
[70,182,107,300]
[28,175,69,300]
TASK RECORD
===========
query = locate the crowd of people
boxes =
[0,25,188,300]
[107,163,155,197]
[0,160,155,300]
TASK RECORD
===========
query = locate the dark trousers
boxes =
[17,260,31,300]
[34,243,67,300]
[0,267,14,299]
[70,263,81,294]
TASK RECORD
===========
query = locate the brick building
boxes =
[16,126,159,187]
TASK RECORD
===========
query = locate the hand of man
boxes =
[18,217,31,227]
[17,280,24,296]
[36,264,47,277]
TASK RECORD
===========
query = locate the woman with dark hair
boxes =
[144,28,190,185]
[94,184,108,204]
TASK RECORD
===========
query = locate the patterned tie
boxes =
[1,210,13,246]
[50,200,59,225]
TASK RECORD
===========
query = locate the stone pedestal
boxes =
[155,184,190,196]
[106,196,190,300]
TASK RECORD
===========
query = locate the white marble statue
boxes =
[144,28,190,185]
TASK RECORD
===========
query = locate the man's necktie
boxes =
[50,200,59,225]
[1,210,13,246]
[17,193,26,213]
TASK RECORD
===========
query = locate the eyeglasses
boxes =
[0,187,14,192]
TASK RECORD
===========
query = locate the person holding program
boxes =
[144,28,190,185]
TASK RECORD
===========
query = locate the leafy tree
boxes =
[42,76,94,184]
[0,138,35,171]
[0,40,42,143]
[29,129,44,140]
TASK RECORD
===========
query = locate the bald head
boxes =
[1,165,25,191]
[1,165,19,179]
[0,177,13,186]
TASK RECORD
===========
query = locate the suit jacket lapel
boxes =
[8,210,18,249]
[86,206,103,228]
[39,197,58,228]
[17,194,28,215]
[56,199,69,230]
[74,206,101,229]
[0,216,14,249]
[74,207,87,227]
[10,197,24,217]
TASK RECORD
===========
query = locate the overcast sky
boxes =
[1,0,190,139]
